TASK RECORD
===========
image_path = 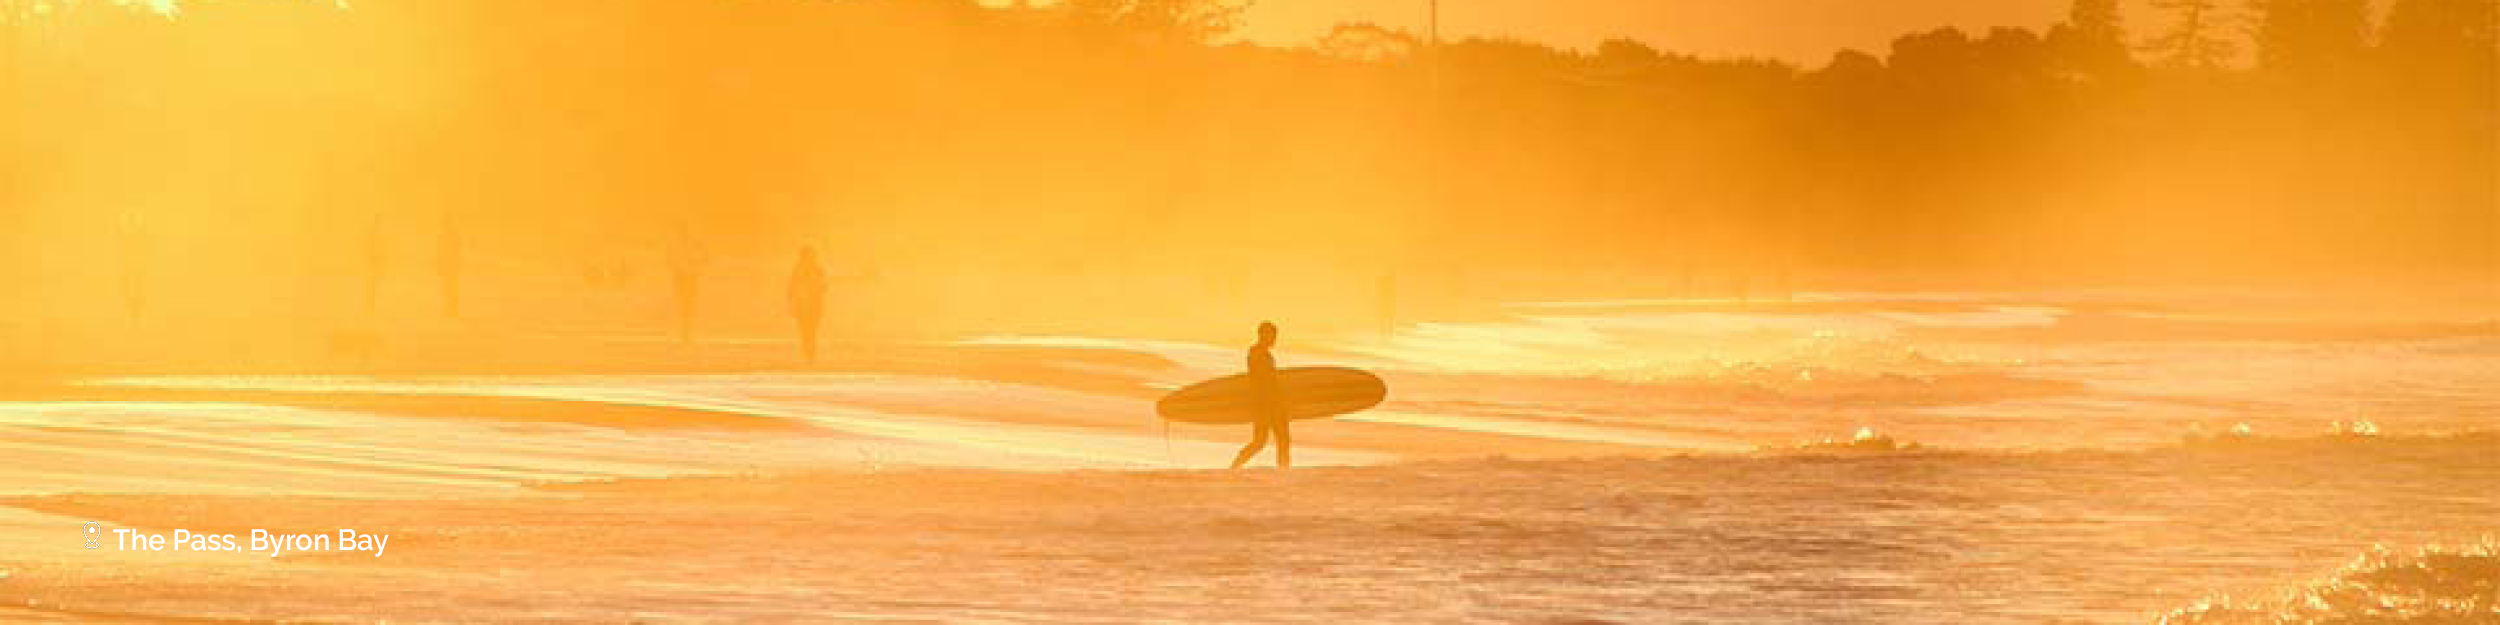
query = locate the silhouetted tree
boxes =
[2370,0,2497,273]
[1315,22,1418,62]
[2379,0,2498,70]
[2049,0,2140,81]
[2372,0,2497,121]
[1976,27,2057,89]
[10,0,2492,308]
[2071,0,2125,44]
[1066,0,1248,44]
[1886,27,1981,91]
[1816,48,1885,79]
[2254,0,2370,76]
[1440,36,1578,77]
[1595,38,1663,66]
[2146,0,2241,69]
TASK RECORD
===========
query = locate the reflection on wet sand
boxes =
[0,294,2491,623]
[6,433,2493,623]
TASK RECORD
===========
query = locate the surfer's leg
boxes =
[1230,423,1269,469]
[1273,419,1291,469]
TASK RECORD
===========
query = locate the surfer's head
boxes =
[1256,321,1277,345]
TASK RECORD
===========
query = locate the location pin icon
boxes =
[85,522,100,549]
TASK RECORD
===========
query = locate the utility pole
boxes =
[1428,0,1438,46]
[1426,0,1443,94]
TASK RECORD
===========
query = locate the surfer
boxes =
[1229,321,1291,469]
[787,245,829,364]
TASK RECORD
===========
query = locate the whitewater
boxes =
[0,291,2492,623]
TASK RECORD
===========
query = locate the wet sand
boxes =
[3,434,2494,623]
[2,292,2492,623]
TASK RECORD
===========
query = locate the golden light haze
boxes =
[1,0,2492,373]
[0,8,2496,624]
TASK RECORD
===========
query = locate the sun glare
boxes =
[0,0,2491,622]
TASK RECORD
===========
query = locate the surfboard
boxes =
[1156,366,1387,424]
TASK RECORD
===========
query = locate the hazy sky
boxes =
[1235,0,2089,64]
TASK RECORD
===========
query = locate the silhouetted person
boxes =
[786,245,829,363]
[437,212,462,319]
[1229,321,1291,469]
[666,220,704,343]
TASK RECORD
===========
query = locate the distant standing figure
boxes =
[787,245,829,363]
[666,220,705,343]
[437,213,463,319]
[1229,321,1291,470]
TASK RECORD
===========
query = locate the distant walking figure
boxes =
[437,213,463,319]
[1230,321,1291,469]
[666,220,705,343]
[787,245,829,363]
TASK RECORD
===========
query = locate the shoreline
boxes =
[5,434,2492,623]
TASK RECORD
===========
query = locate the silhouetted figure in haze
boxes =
[437,213,462,319]
[1229,321,1291,470]
[787,245,829,363]
[666,220,705,343]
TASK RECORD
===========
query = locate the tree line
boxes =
[4,0,2493,294]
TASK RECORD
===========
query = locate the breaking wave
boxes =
[2160,539,2500,624]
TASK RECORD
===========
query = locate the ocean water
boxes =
[4,436,2492,623]
[0,291,2492,622]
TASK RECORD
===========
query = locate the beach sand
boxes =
[2,292,2493,623]
[3,435,2494,623]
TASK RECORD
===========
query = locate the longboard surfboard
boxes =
[1156,366,1387,424]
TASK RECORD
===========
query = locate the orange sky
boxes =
[1234,0,2083,63]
